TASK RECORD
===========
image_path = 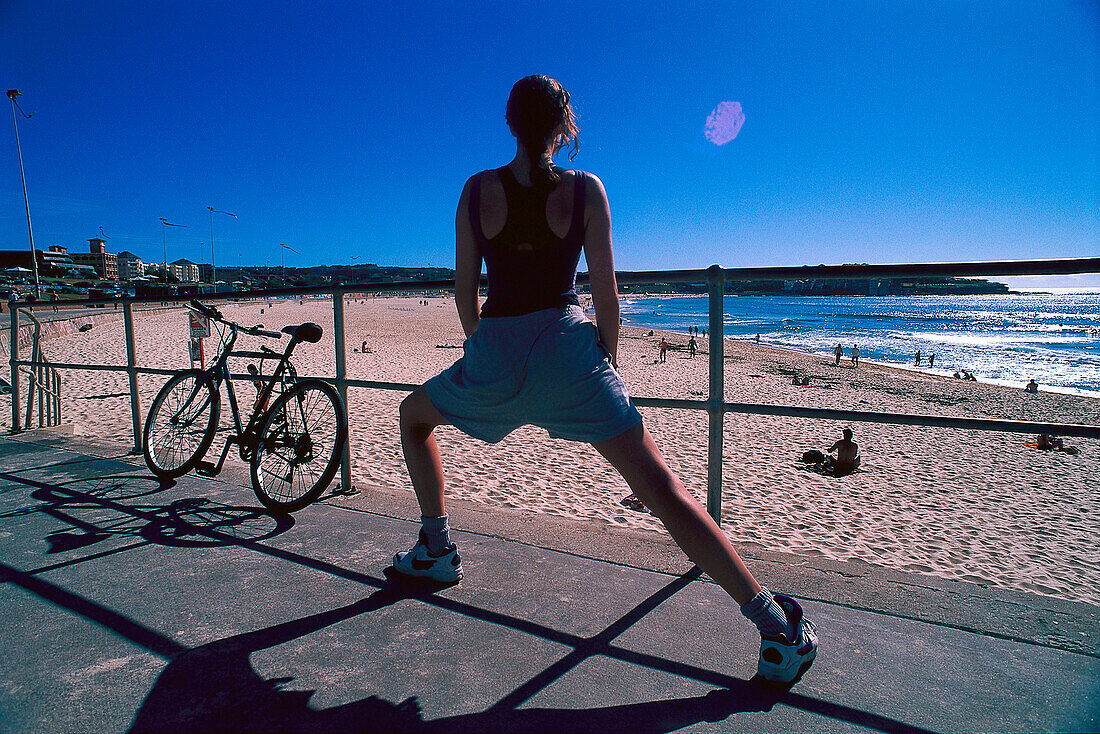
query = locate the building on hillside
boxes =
[116,251,145,281]
[68,238,118,280]
[41,246,77,277]
[170,258,200,283]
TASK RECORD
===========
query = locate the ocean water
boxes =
[618,292,1100,395]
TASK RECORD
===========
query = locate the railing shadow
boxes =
[1,557,941,734]
[0,468,938,734]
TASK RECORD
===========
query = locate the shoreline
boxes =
[10,296,1099,605]
[616,292,1100,398]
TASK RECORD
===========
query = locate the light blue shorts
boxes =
[424,306,642,444]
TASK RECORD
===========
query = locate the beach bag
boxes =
[801,450,825,464]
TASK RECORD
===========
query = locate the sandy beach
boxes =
[11,295,1100,605]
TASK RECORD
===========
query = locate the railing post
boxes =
[123,302,143,453]
[331,287,354,494]
[37,360,43,428]
[706,265,725,523]
[9,300,20,433]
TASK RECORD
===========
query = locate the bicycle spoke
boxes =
[250,381,345,512]
[143,372,218,478]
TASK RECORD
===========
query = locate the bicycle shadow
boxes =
[0,471,295,561]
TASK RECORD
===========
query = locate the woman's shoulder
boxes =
[559,168,600,185]
[463,168,501,187]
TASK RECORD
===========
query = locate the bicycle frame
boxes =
[180,311,302,477]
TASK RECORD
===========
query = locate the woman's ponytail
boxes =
[506,75,579,187]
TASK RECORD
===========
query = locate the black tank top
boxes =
[471,166,587,318]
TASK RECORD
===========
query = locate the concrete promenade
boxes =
[1,428,1097,733]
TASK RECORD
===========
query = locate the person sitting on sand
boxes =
[392,75,816,686]
[825,428,861,476]
[1036,433,1079,455]
[1026,379,1038,393]
[1036,433,1061,450]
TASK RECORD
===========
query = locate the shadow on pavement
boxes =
[0,466,939,734]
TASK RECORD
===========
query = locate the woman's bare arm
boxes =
[454,176,482,338]
[581,173,620,367]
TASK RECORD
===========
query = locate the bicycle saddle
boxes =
[282,323,323,343]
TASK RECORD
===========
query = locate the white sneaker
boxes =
[392,530,463,583]
[757,594,818,684]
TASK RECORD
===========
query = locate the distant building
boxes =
[68,238,118,280]
[41,246,77,276]
[198,263,214,283]
[116,251,144,281]
[0,249,36,272]
[170,258,200,283]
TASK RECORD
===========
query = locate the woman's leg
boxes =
[593,422,762,606]
[399,387,451,517]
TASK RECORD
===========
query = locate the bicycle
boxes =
[142,299,348,514]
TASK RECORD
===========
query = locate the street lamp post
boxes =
[160,218,186,285]
[206,206,236,290]
[7,90,41,299]
[279,243,298,277]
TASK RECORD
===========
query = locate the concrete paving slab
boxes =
[1,430,1098,733]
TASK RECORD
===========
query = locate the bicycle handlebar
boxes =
[189,299,221,320]
[188,300,283,340]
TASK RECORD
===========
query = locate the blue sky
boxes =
[1,1,1097,286]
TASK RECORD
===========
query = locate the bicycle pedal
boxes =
[195,461,219,477]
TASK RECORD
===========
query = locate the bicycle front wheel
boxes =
[143,370,220,478]
[250,379,347,513]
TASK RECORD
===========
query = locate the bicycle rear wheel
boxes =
[250,379,347,513]
[143,370,220,478]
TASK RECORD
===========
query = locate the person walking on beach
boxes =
[915,349,922,366]
[689,335,697,358]
[834,343,843,366]
[851,344,859,368]
[393,75,817,686]
[659,337,668,363]
[928,353,935,368]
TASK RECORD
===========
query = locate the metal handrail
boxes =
[7,256,1100,523]
[9,309,62,429]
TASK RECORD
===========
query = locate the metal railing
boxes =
[7,308,62,430]
[7,256,1100,523]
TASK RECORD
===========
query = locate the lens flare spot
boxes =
[704,101,745,145]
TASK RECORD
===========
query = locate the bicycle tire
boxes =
[143,370,221,478]
[250,379,347,513]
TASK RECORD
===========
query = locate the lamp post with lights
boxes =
[160,218,186,285]
[7,90,41,298]
[206,207,236,289]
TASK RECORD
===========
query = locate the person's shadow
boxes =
[128,572,781,734]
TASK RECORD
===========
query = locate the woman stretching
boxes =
[394,75,817,685]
